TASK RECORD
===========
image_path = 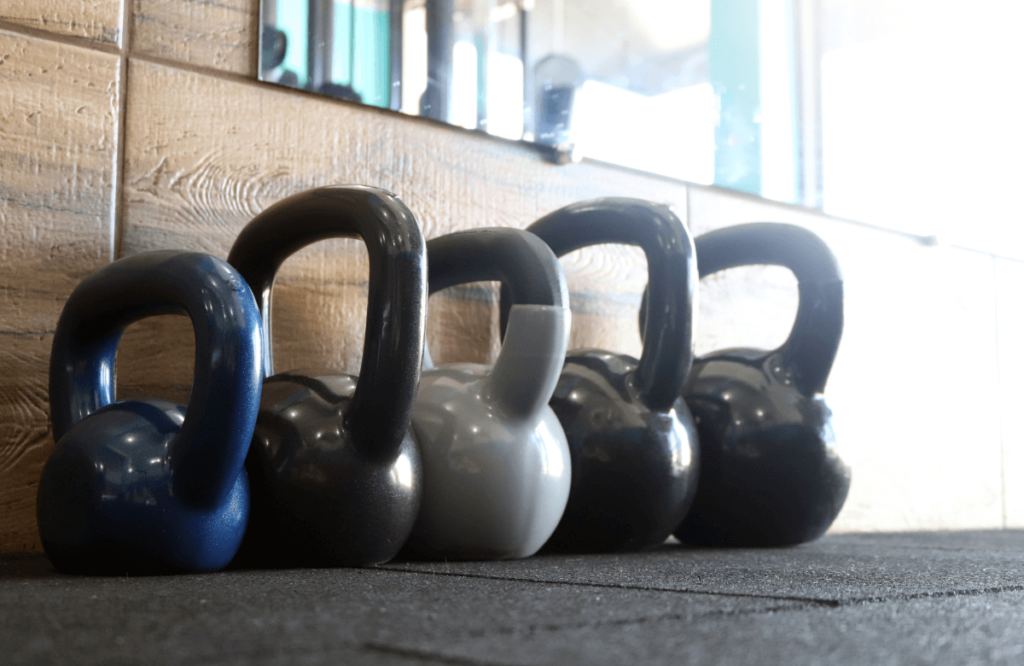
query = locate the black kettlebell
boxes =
[501,198,699,553]
[642,222,849,546]
[227,185,427,567]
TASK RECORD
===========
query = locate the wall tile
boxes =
[996,257,1024,527]
[131,0,258,76]
[0,31,120,553]
[1,0,122,44]
[688,185,1003,533]
[119,58,687,389]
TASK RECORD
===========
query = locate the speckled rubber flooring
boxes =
[4,530,1023,665]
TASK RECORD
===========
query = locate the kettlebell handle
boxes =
[226,186,427,457]
[692,223,843,396]
[428,229,568,306]
[49,251,264,508]
[427,228,569,418]
[501,198,695,413]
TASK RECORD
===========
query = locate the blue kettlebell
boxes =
[38,251,264,574]
[227,185,427,567]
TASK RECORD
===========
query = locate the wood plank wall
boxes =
[2,0,1023,554]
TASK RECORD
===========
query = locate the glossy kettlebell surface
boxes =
[39,251,263,574]
[657,223,849,547]
[544,349,697,552]
[503,198,700,553]
[227,185,426,567]
[405,228,571,560]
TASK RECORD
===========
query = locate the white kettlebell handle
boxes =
[426,228,570,419]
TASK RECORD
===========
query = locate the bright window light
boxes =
[451,40,478,129]
[573,80,716,185]
[486,52,524,140]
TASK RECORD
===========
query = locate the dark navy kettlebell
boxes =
[38,251,264,574]
[642,223,849,546]
[227,185,427,567]
[501,198,699,553]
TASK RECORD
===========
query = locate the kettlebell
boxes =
[405,228,572,560]
[226,185,427,567]
[501,198,699,553]
[642,222,849,546]
[38,251,264,574]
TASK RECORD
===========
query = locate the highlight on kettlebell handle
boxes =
[501,198,696,413]
[694,223,844,396]
[48,250,264,509]
[226,185,427,455]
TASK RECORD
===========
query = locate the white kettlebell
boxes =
[404,228,571,560]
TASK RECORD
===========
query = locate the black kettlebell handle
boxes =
[226,186,427,457]
[49,250,264,507]
[427,228,568,306]
[500,198,695,413]
[691,223,843,396]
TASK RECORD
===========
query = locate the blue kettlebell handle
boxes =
[500,199,696,413]
[49,251,264,507]
[226,186,427,458]
[692,223,844,396]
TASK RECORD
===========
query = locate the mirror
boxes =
[259,0,1024,247]
[260,0,797,197]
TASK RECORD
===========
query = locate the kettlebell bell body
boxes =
[38,251,263,574]
[406,229,571,560]
[227,186,427,567]
[502,199,699,553]
[654,223,849,546]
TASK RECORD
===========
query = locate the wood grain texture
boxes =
[119,58,687,385]
[0,336,52,554]
[688,185,1004,534]
[0,0,122,44]
[117,315,195,405]
[0,31,119,554]
[131,0,258,76]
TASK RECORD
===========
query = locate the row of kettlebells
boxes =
[37,185,850,575]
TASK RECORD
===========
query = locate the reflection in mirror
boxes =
[260,0,796,196]
[260,1,1024,253]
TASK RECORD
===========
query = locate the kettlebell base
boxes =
[678,382,851,548]
[238,375,423,568]
[37,400,251,575]
[544,354,700,554]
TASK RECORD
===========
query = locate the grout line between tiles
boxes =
[128,51,259,86]
[379,565,1024,608]
[376,566,842,607]
[0,19,121,55]
[250,0,262,79]
[111,0,132,261]
[0,330,56,336]
[361,643,505,666]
